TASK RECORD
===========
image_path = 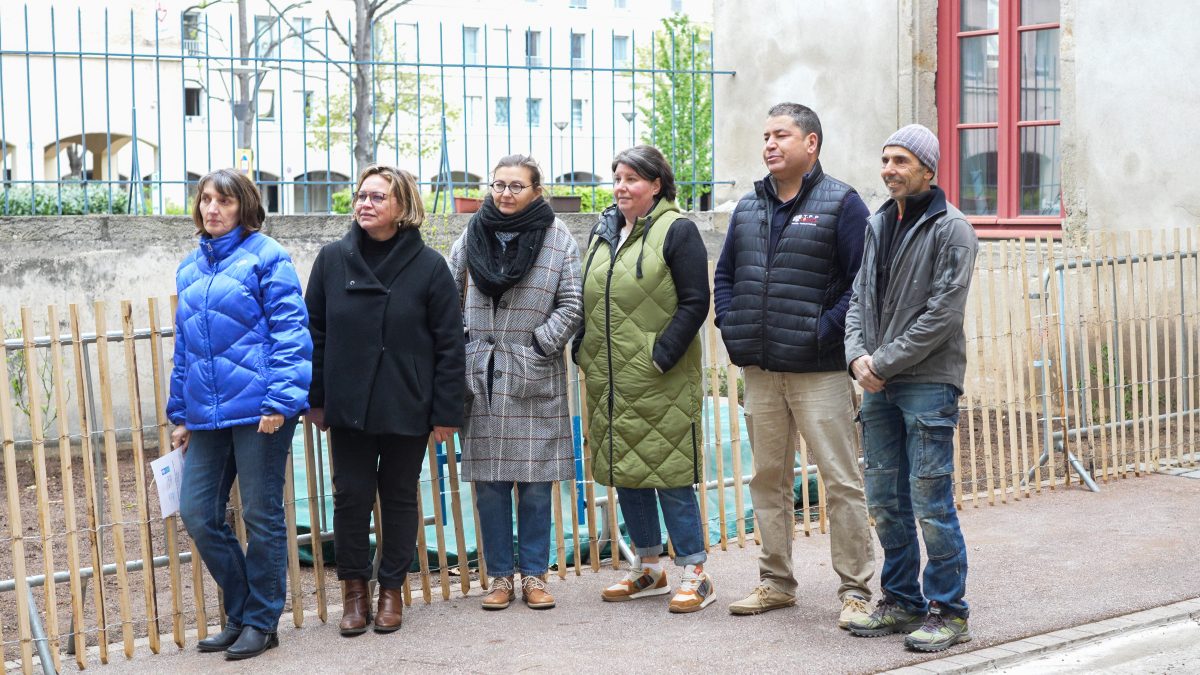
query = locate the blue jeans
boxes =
[616,486,706,567]
[860,383,968,618]
[474,481,552,578]
[179,418,296,632]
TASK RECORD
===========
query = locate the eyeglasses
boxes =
[352,191,389,205]
[489,181,530,195]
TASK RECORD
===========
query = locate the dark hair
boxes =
[611,145,677,202]
[191,169,266,235]
[767,102,823,154]
[355,164,425,230]
[493,154,543,187]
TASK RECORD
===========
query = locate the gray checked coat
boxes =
[448,218,583,483]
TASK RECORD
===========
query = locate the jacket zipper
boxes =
[604,256,616,485]
[202,244,220,416]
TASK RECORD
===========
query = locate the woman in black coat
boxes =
[305,165,465,636]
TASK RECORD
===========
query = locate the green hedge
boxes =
[0,184,138,215]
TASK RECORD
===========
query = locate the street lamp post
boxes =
[553,120,568,186]
[621,111,636,147]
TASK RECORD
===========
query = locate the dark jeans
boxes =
[473,481,552,578]
[860,382,969,618]
[179,418,297,632]
[616,486,706,567]
[330,428,428,589]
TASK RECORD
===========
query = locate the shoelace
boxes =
[622,568,652,584]
[844,596,869,614]
[492,576,514,592]
[522,576,547,592]
[870,597,896,619]
[677,573,704,594]
[921,613,947,631]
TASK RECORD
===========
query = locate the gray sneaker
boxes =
[847,597,926,637]
[905,610,971,652]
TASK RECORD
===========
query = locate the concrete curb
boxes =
[880,596,1200,674]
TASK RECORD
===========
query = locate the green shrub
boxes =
[331,188,353,214]
[0,184,136,215]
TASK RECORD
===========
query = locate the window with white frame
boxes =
[570,33,587,67]
[613,35,630,68]
[526,98,542,126]
[525,30,542,66]
[466,96,482,127]
[463,27,480,65]
[571,99,585,128]
[495,97,511,125]
[185,87,203,118]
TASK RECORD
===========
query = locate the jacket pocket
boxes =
[510,344,564,399]
[463,339,491,399]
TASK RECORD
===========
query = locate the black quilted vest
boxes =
[720,161,853,372]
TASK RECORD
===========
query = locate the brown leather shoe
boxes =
[481,576,515,610]
[374,587,404,633]
[338,579,371,636]
[521,575,555,609]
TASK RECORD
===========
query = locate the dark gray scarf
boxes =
[465,194,555,299]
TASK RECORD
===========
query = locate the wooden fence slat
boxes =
[120,301,161,653]
[69,304,112,660]
[20,308,64,671]
[578,378,600,572]
[1188,229,1199,467]
[93,301,136,656]
[1106,237,1129,479]
[1173,230,1187,468]
[1060,247,1087,491]
[230,479,249,550]
[424,440,452,600]
[413,479,433,604]
[300,421,328,621]
[999,245,1023,500]
[564,368,583,576]
[1144,231,1161,472]
[1099,233,1120,481]
[440,434,471,593]
[48,305,89,666]
[983,255,1009,502]
[705,310,727,551]
[146,298,185,647]
[468,481,489,589]
[725,364,745,547]
[963,285,981,504]
[1038,238,1062,487]
[700,263,717,552]
[606,486,620,569]
[282,449,304,627]
[973,254,997,503]
[551,480,567,580]
[797,433,811,537]
[1022,240,1044,492]
[1085,238,1111,485]
[0,309,36,672]
[1128,232,1146,475]
[816,468,828,535]
[1007,241,1031,498]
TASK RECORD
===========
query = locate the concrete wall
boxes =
[0,212,731,318]
[712,0,937,210]
[1062,0,1200,233]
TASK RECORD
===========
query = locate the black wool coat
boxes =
[306,224,465,436]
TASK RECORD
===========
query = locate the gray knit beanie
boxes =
[883,124,940,176]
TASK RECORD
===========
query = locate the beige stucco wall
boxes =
[712,0,938,210]
[1061,0,1200,233]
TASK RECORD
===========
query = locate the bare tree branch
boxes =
[324,9,351,48]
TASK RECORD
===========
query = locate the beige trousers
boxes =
[743,366,875,600]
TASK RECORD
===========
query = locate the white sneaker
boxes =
[669,564,715,613]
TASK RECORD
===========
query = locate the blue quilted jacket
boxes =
[167,228,313,430]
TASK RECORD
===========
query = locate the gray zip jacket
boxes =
[845,187,978,390]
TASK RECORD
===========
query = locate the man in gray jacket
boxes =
[844,124,978,652]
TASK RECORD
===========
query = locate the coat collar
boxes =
[199,227,252,266]
[869,184,949,235]
[592,197,681,247]
[339,222,424,292]
[753,159,826,207]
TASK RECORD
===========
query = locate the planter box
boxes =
[548,195,582,213]
[454,196,483,213]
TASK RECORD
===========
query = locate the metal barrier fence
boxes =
[2,229,1200,672]
[0,3,728,217]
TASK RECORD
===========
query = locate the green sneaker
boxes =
[847,597,925,637]
[904,610,971,652]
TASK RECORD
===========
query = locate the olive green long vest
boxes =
[577,199,703,489]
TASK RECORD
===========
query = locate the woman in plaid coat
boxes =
[448,154,583,611]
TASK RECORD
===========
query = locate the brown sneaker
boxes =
[601,566,670,602]
[481,576,515,610]
[338,578,371,636]
[521,575,556,609]
[668,564,715,614]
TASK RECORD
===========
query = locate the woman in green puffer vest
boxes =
[573,145,715,613]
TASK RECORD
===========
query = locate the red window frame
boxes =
[936,1,1062,239]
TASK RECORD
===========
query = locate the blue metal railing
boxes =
[0,4,733,216]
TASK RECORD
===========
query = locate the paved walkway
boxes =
[57,472,1200,674]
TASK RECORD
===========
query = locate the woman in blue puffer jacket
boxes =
[167,169,312,661]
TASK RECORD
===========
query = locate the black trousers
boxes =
[330,428,428,589]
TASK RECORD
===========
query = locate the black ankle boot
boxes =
[196,624,242,653]
[224,626,279,660]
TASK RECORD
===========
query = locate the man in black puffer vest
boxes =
[715,103,875,627]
